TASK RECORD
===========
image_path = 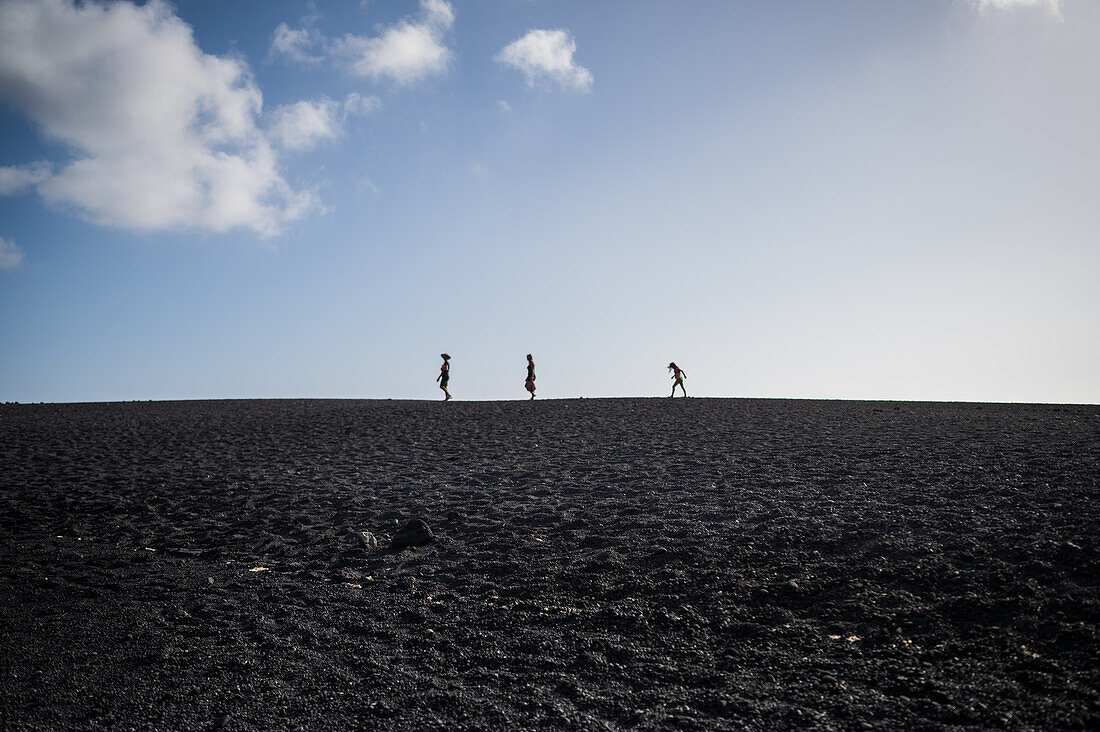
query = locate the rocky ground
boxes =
[1,398,1097,730]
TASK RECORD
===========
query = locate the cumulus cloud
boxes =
[271,22,324,64]
[497,100,511,112]
[0,0,319,235]
[269,0,324,64]
[0,235,24,269]
[495,29,592,92]
[334,0,455,85]
[0,163,52,195]
[971,0,1062,15]
[268,93,380,151]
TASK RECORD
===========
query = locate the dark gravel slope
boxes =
[1,398,1097,730]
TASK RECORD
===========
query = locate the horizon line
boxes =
[3,396,1096,408]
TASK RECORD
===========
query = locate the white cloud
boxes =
[343,92,382,117]
[358,177,379,196]
[269,0,324,64]
[0,0,319,236]
[268,93,380,151]
[271,22,324,64]
[0,163,51,195]
[335,0,454,85]
[497,100,511,112]
[495,29,593,92]
[0,235,24,269]
[971,0,1062,15]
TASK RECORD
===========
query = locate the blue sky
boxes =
[1,0,1097,403]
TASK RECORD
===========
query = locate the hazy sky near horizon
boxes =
[0,0,1097,403]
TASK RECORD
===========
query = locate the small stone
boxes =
[390,519,434,550]
[355,531,378,554]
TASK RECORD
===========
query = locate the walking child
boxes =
[668,362,687,397]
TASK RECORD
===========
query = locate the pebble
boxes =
[356,531,378,554]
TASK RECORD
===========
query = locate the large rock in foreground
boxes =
[390,519,434,550]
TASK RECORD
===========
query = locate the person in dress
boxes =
[525,354,536,399]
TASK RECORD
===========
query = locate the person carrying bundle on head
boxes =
[437,353,452,401]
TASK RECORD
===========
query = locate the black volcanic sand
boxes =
[1,399,1097,730]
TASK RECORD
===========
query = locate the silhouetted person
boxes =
[668,362,687,397]
[525,354,536,399]
[437,353,452,400]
